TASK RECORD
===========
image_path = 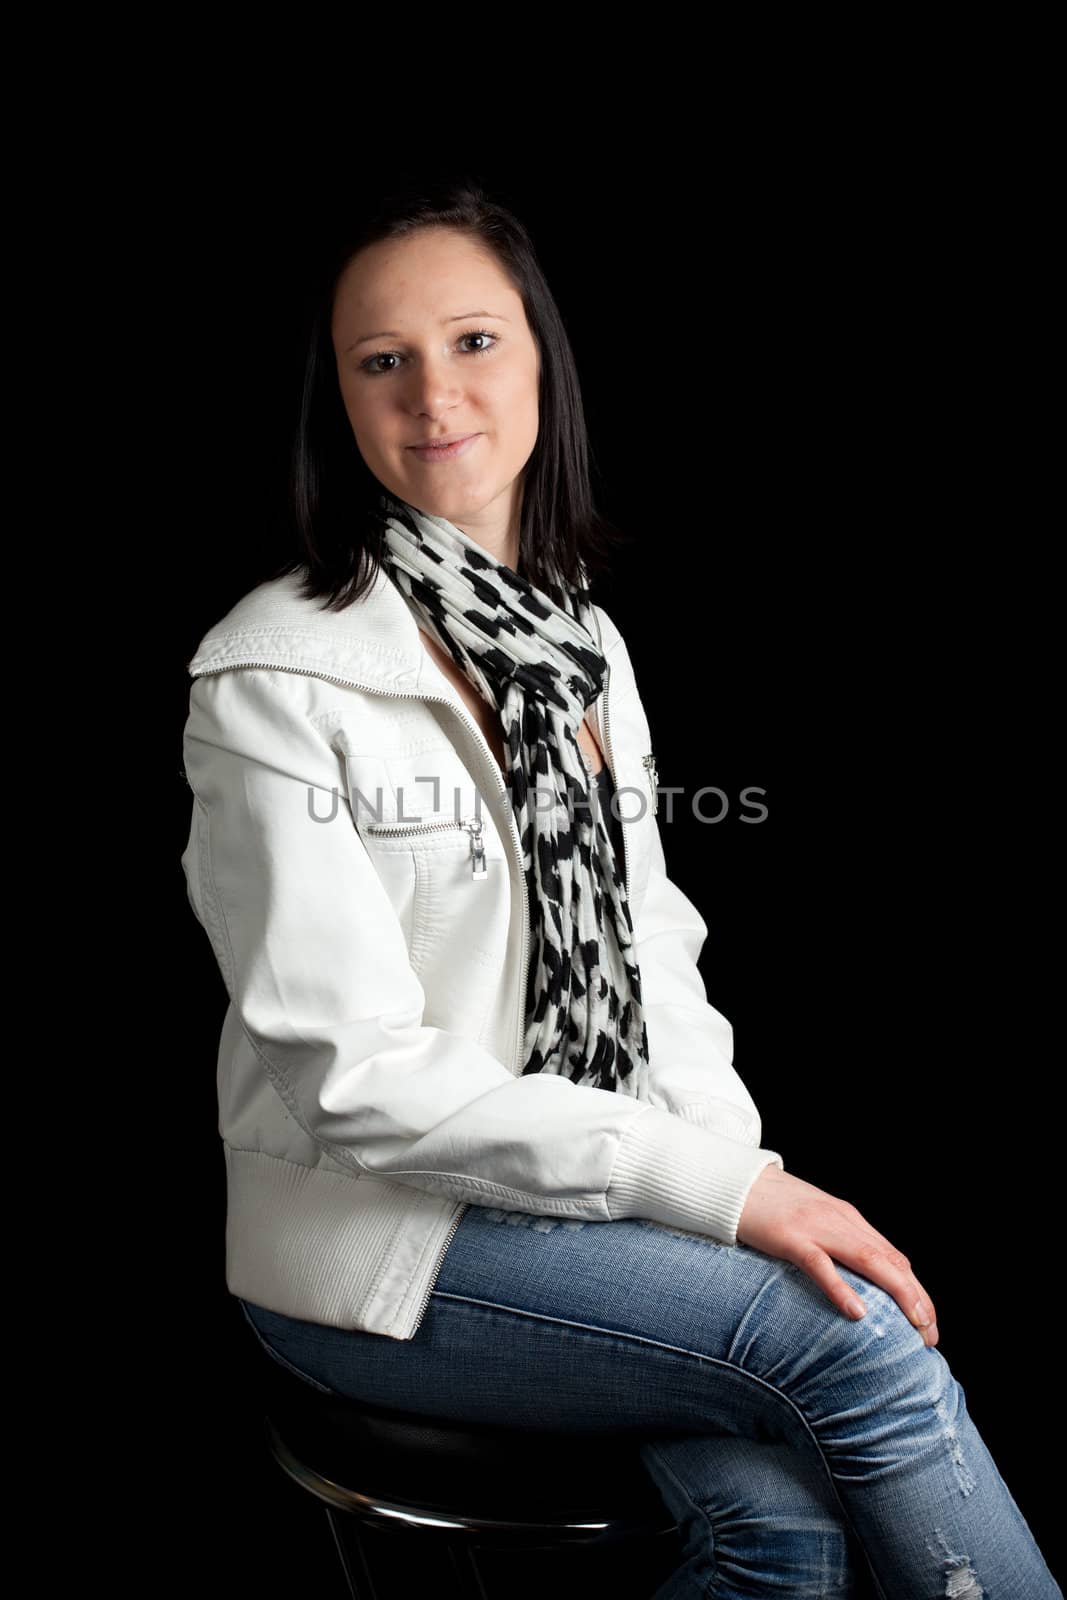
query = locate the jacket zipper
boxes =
[408,1194,467,1331]
[365,814,487,878]
[641,752,659,815]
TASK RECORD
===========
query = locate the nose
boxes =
[405,354,467,415]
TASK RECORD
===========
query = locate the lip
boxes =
[407,433,481,463]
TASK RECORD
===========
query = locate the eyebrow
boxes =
[345,312,510,354]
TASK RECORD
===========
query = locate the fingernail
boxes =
[849,1296,866,1318]
[913,1300,932,1327]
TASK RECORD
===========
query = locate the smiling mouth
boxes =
[407,434,482,463]
[408,432,478,448]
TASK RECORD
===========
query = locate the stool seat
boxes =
[251,1341,679,1544]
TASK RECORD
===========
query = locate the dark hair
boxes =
[267,176,634,613]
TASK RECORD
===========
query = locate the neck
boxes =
[452,519,520,574]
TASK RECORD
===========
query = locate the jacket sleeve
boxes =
[181,667,783,1246]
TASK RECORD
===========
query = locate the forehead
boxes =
[331,230,515,336]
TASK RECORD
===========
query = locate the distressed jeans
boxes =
[239,1205,1061,1598]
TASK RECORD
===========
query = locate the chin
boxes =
[413,482,493,520]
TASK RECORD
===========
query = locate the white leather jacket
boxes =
[180,563,784,1341]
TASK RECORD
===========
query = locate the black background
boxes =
[141,125,1059,1595]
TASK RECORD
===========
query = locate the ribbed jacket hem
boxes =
[607,1105,784,1245]
[223,1143,463,1340]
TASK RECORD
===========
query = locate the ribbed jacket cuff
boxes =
[607,1105,785,1245]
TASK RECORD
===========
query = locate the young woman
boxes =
[180,181,1060,1598]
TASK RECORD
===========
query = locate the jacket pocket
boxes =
[363,812,512,1034]
[363,811,491,879]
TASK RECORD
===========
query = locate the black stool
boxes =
[243,1329,684,1598]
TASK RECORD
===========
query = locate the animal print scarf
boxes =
[376,494,649,1096]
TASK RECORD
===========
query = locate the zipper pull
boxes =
[464,816,488,878]
[642,752,659,815]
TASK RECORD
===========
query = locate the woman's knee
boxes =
[730,1256,939,1407]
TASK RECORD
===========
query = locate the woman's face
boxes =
[331,228,541,544]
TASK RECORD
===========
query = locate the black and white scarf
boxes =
[376,495,649,1097]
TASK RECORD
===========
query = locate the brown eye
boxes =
[459,331,498,354]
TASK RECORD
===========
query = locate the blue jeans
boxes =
[239,1205,1061,1599]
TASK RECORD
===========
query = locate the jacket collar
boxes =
[187,564,453,697]
[187,563,615,704]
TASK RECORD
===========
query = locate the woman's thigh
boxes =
[239,1202,920,1445]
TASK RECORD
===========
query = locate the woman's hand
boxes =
[737,1165,940,1346]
